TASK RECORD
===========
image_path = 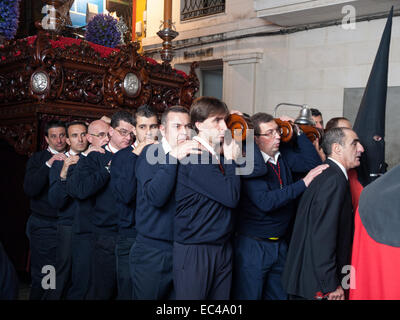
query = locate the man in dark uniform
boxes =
[132,106,200,300]
[233,112,325,300]
[282,127,364,300]
[173,97,241,300]
[110,105,158,300]
[66,119,110,300]
[72,111,135,300]
[46,121,88,299]
[24,120,67,300]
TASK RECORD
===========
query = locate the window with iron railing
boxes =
[181,0,225,21]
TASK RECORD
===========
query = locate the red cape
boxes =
[349,169,400,300]
[350,208,400,300]
[348,169,363,210]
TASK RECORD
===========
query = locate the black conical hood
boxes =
[353,7,393,186]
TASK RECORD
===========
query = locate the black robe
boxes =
[281,159,353,299]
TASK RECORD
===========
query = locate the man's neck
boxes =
[109,141,120,152]
[48,145,65,154]
[68,149,80,156]
[260,150,280,165]
[267,150,278,158]
[161,137,172,154]
[197,132,219,151]
[328,155,347,170]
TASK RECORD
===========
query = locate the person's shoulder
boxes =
[135,143,163,171]
[140,143,161,157]
[86,148,111,166]
[179,149,211,167]
[114,146,134,158]
[120,145,134,154]
[325,160,348,183]
[311,166,346,191]
[32,149,51,158]
[28,149,51,165]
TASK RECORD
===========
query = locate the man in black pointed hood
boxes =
[353,7,393,187]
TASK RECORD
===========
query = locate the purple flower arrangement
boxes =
[85,14,121,48]
[0,0,21,40]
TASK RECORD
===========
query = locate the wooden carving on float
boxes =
[180,62,200,109]
[0,29,200,156]
[0,6,200,275]
[0,123,37,155]
[104,41,152,109]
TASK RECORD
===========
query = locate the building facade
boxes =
[141,0,400,167]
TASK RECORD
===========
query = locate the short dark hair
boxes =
[44,120,66,137]
[134,105,158,126]
[161,106,189,125]
[250,112,275,135]
[321,127,351,156]
[111,110,134,128]
[310,108,322,117]
[325,117,350,131]
[66,121,88,138]
[190,97,229,131]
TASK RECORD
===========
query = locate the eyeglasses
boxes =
[89,132,107,138]
[255,128,282,138]
[115,128,134,137]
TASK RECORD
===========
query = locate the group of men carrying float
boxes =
[14,94,381,301]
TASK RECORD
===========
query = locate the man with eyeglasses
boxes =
[233,112,327,300]
[109,105,158,300]
[86,119,110,148]
[66,118,109,299]
[71,111,135,299]
[24,120,67,300]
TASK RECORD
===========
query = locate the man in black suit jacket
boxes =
[282,127,364,300]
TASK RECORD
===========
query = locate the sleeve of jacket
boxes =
[66,157,83,198]
[309,174,346,294]
[67,152,110,200]
[48,160,70,209]
[185,156,241,208]
[282,133,322,173]
[110,150,138,205]
[243,177,306,212]
[23,152,51,197]
[136,150,178,208]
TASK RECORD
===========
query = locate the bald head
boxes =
[325,117,352,131]
[87,120,110,147]
[88,120,109,133]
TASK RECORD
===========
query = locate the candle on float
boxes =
[164,0,172,28]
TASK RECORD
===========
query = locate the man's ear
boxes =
[45,136,50,145]
[332,142,342,156]
[86,133,93,144]
[66,138,71,147]
[108,127,114,138]
[132,126,137,136]
[159,124,166,137]
[195,121,202,132]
